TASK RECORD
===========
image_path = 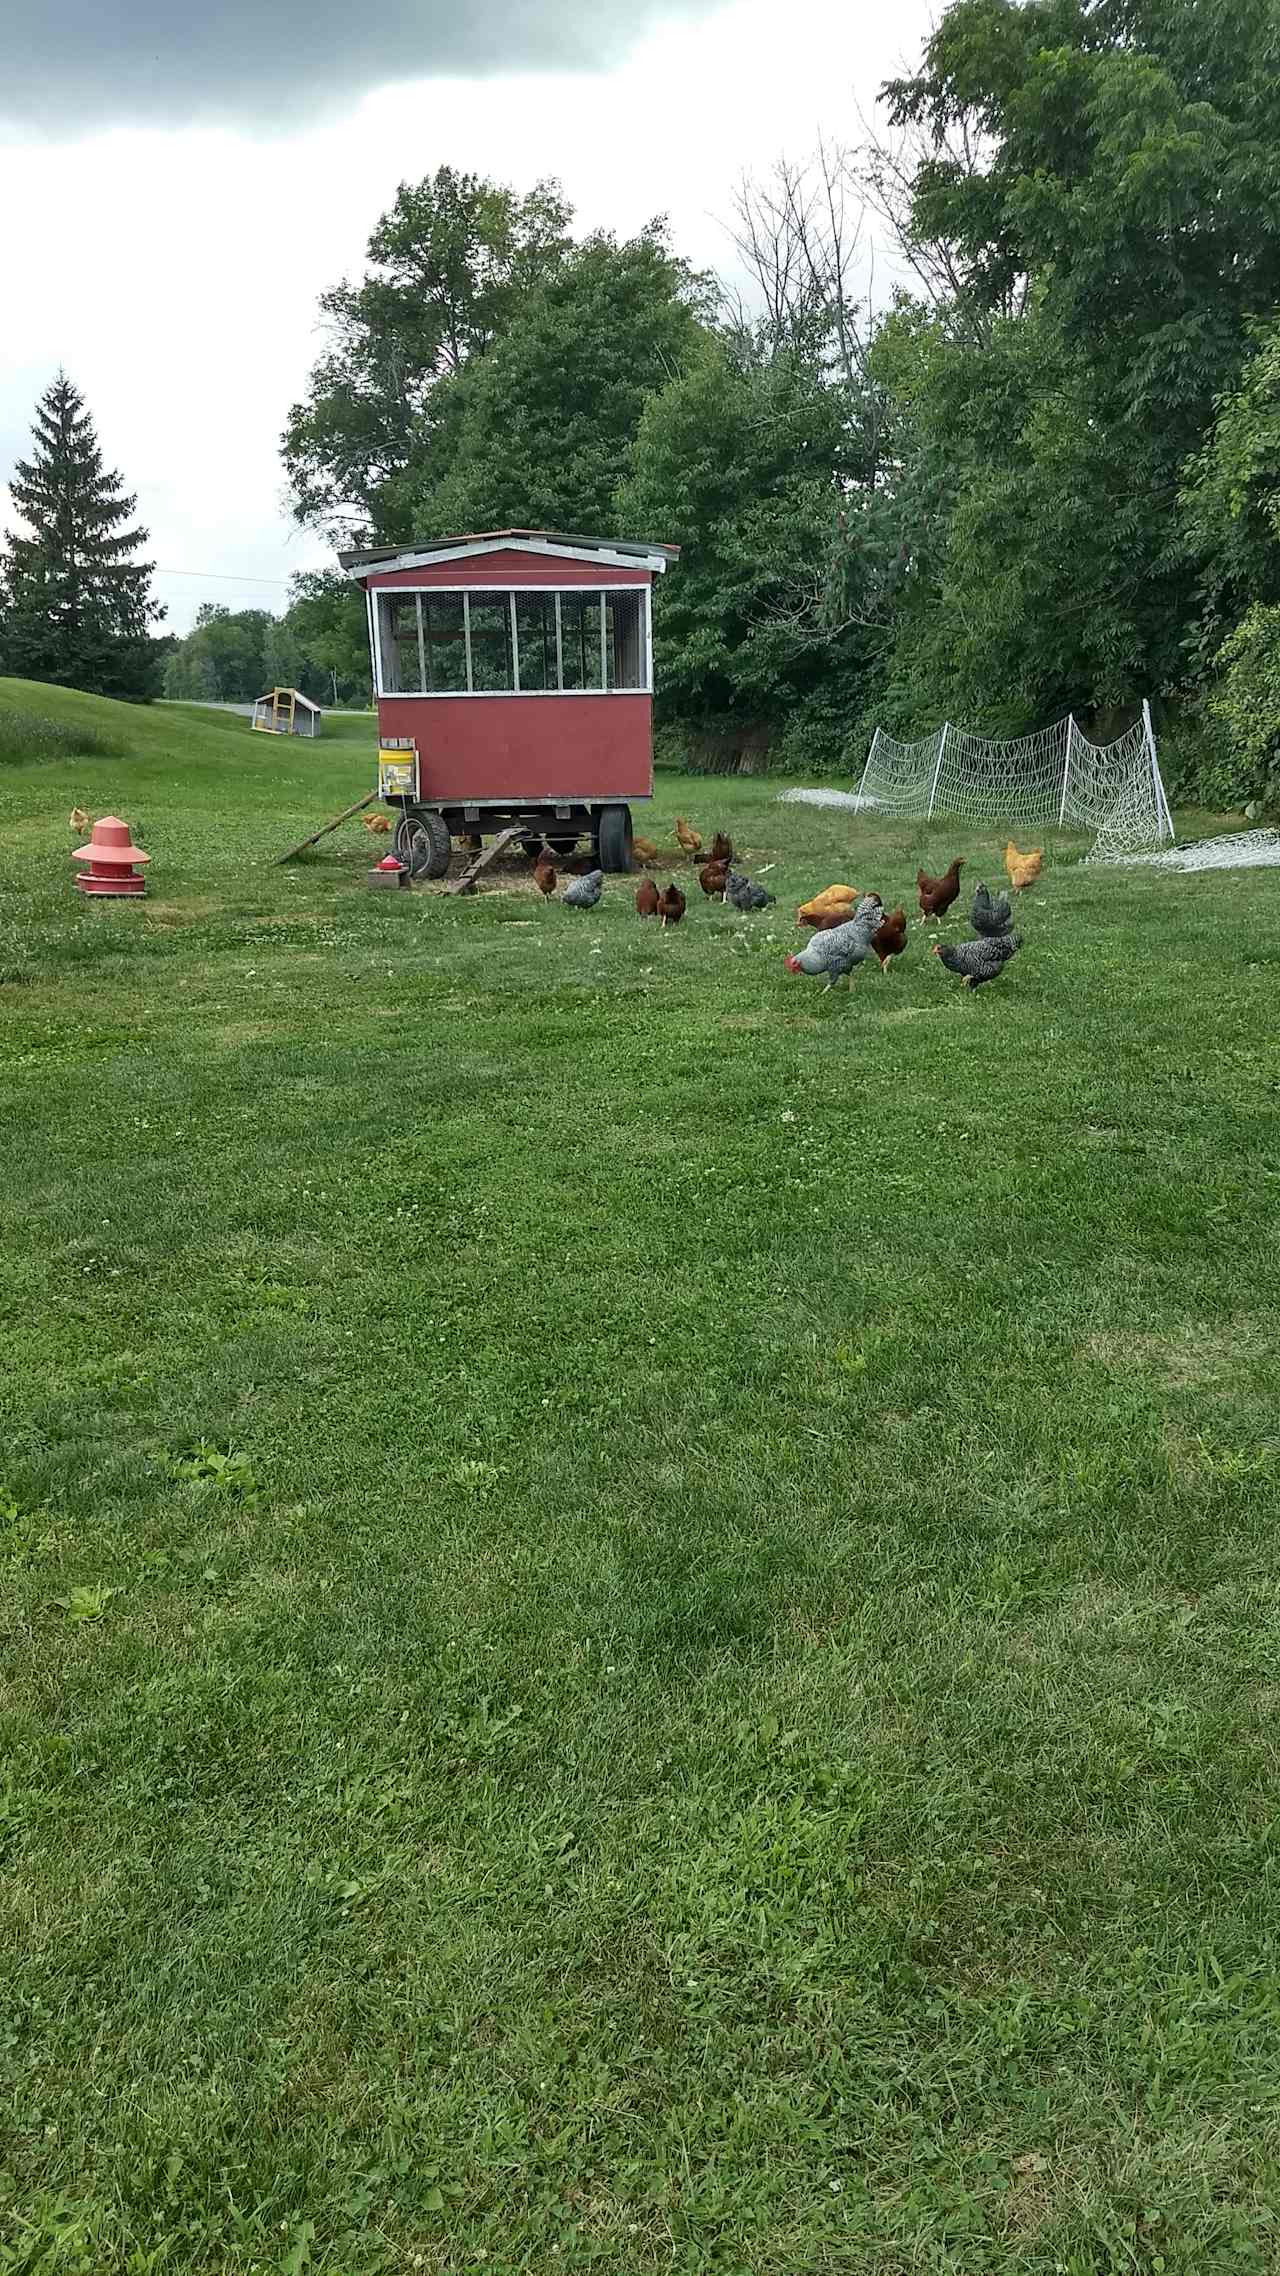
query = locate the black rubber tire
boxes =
[547,833,581,859]
[394,808,451,880]
[595,804,633,874]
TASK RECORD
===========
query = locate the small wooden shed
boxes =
[252,688,322,738]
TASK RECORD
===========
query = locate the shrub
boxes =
[1209,604,1280,811]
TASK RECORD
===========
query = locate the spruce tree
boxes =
[0,373,164,700]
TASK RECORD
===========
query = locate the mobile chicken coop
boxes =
[340,529,678,877]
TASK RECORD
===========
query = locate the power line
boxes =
[152,565,297,588]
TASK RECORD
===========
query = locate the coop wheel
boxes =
[547,834,580,859]
[394,809,451,880]
[595,804,633,873]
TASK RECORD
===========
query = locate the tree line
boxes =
[5,0,1280,805]
[161,583,371,708]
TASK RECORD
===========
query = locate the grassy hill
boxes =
[2,677,1280,2272]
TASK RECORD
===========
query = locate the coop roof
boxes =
[256,687,322,711]
[339,529,679,579]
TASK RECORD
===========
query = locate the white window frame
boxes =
[371,583,652,700]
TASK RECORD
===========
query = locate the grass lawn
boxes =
[3,676,1280,2275]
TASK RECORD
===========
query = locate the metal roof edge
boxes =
[339,530,679,579]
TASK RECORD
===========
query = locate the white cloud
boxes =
[0,0,935,633]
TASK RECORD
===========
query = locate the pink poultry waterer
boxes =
[72,815,150,897]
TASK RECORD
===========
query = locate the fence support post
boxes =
[1058,714,1074,829]
[1143,698,1175,841]
[856,728,878,801]
[926,723,949,820]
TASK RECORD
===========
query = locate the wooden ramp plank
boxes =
[445,825,526,895]
[275,790,378,865]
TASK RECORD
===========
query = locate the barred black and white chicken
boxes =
[931,932,1021,989]
[785,895,882,988]
[562,869,603,908]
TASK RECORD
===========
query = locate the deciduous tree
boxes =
[282,167,573,541]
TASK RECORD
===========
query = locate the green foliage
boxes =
[281,166,573,540]
[1181,321,1280,793]
[51,1583,119,1622]
[867,306,1170,728]
[887,0,1280,404]
[169,1440,259,1505]
[261,617,310,701]
[619,337,868,764]
[286,164,712,568]
[163,604,277,705]
[1209,603,1280,807]
[0,374,163,703]
[1178,325,1280,802]
[282,572,371,705]
[163,590,371,711]
[415,224,709,539]
[1183,322,1280,615]
[869,0,1280,740]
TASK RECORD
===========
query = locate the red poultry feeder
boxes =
[72,815,150,896]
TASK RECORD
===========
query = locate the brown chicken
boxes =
[707,831,734,866]
[361,810,393,835]
[1004,841,1044,891]
[797,884,865,927]
[870,904,908,971]
[633,836,660,864]
[674,817,702,857]
[635,877,660,917]
[916,857,965,924]
[657,882,687,927]
[533,852,558,897]
[698,859,728,898]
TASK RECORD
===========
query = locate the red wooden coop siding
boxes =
[368,551,650,591]
[378,691,653,802]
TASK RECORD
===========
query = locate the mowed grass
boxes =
[2,676,1280,2275]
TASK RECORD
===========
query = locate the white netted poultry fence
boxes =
[1091,828,1280,872]
[856,703,1174,857]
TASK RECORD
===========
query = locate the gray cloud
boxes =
[3,2,726,133]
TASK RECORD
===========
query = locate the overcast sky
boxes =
[1,0,935,633]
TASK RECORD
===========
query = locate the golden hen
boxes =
[1004,841,1043,891]
[796,884,865,927]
